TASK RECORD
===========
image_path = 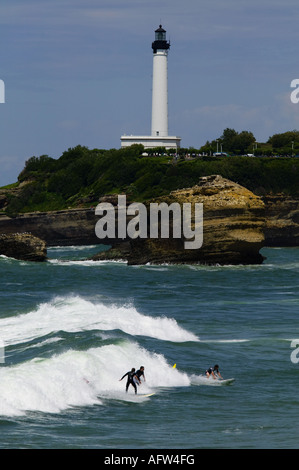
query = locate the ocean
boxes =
[0,245,298,449]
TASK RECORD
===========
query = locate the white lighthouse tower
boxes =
[151,25,170,138]
[121,25,181,150]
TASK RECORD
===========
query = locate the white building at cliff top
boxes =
[121,25,181,150]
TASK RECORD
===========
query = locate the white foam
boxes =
[190,374,232,386]
[0,342,190,416]
[200,339,250,344]
[0,295,199,347]
[48,259,127,266]
[48,245,98,251]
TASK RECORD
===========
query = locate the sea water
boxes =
[0,246,298,449]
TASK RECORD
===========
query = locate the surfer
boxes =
[205,364,223,380]
[134,366,146,386]
[119,368,139,394]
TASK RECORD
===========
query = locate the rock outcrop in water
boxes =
[1,184,298,251]
[263,194,299,246]
[92,175,266,265]
[0,233,47,262]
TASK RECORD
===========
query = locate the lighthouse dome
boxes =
[152,24,170,53]
[155,25,166,41]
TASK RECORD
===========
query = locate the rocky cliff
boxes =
[0,177,299,263]
[92,175,266,265]
[263,195,299,246]
[0,233,47,262]
[0,208,101,247]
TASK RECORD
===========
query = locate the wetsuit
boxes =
[135,369,145,384]
[206,367,220,377]
[121,370,138,394]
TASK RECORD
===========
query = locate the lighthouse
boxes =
[151,25,170,138]
[121,25,181,150]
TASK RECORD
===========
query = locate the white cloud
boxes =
[179,91,299,145]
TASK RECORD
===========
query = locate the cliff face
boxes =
[263,195,299,246]
[92,175,266,265]
[0,209,101,247]
[1,177,299,263]
[0,233,47,262]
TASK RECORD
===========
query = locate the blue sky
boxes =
[0,0,299,186]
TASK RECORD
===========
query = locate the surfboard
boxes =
[138,393,156,397]
[217,378,235,385]
[204,377,235,386]
[191,375,235,386]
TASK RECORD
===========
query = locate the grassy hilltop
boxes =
[2,142,299,217]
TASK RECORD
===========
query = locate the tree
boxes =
[268,130,299,149]
[233,131,255,154]
[220,128,238,152]
[200,128,256,155]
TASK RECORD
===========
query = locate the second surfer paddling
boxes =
[205,364,223,380]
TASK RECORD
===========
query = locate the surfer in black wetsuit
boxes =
[205,364,223,380]
[119,368,139,394]
[135,366,146,385]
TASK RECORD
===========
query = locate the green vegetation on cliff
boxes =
[201,128,299,157]
[2,135,299,216]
